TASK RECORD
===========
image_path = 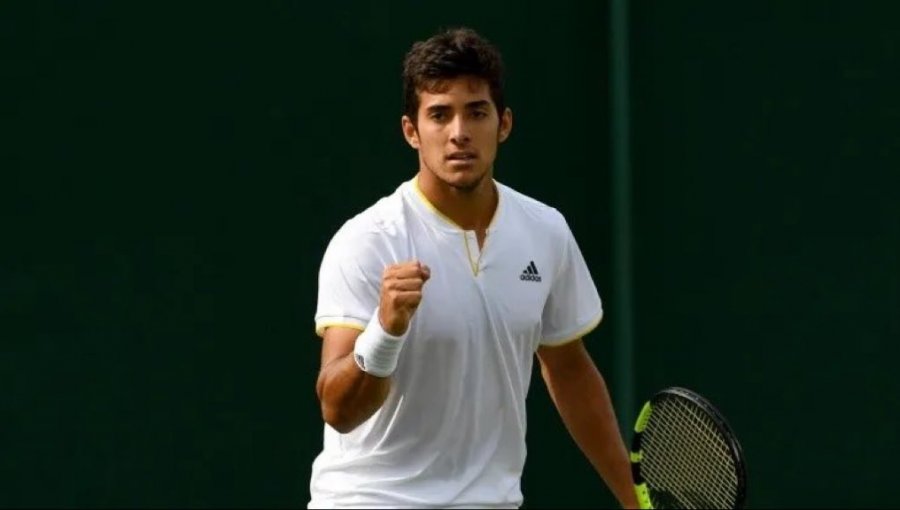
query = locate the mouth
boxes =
[445,151,477,162]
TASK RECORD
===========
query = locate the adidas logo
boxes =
[520,261,542,282]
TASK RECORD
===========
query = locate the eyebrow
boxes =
[465,100,491,110]
[425,100,492,112]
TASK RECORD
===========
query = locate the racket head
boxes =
[630,387,747,509]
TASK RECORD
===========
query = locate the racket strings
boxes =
[641,397,739,509]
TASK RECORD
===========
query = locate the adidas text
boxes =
[521,260,542,282]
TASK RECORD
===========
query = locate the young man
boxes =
[310,27,638,509]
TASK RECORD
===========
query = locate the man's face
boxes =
[402,76,512,191]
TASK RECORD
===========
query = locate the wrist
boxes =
[378,308,408,337]
[353,308,408,378]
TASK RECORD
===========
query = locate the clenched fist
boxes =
[378,261,431,336]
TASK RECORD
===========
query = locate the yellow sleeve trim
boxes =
[540,310,604,347]
[315,322,366,338]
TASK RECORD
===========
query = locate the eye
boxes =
[472,110,488,119]
[429,111,447,121]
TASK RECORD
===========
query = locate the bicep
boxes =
[537,338,595,379]
[320,326,363,370]
[538,337,584,364]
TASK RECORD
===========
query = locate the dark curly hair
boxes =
[402,27,506,126]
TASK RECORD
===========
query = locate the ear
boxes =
[498,107,513,143]
[401,115,420,149]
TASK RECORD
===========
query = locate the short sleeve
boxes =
[314,224,384,337]
[540,218,603,346]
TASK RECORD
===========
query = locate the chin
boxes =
[448,174,486,192]
[440,167,489,191]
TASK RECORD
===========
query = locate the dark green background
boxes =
[2,1,898,508]
[630,3,900,508]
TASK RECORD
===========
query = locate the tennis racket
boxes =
[630,387,747,509]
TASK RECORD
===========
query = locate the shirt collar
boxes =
[404,175,504,234]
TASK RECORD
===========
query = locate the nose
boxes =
[449,116,471,145]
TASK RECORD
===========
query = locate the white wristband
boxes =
[353,309,407,378]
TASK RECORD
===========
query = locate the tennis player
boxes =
[310,27,638,509]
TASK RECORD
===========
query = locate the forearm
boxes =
[316,354,391,433]
[542,360,638,509]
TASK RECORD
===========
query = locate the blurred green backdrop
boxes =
[630,3,900,508]
[2,1,898,508]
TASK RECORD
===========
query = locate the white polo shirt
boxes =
[310,177,603,509]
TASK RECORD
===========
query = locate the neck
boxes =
[416,169,498,232]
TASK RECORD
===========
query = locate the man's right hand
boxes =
[379,260,431,336]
